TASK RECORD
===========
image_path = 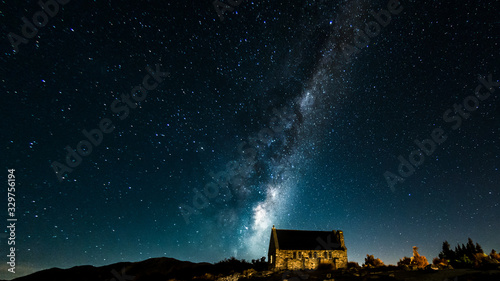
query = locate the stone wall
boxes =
[274,249,348,270]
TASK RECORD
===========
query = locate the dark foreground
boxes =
[3,258,500,281]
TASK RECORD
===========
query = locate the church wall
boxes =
[274,249,348,270]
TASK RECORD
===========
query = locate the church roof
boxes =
[273,228,344,250]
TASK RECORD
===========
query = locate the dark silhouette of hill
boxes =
[3,258,215,281]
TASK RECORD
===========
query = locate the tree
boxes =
[439,241,453,260]
[456,243,466,256]
[475,243,484,254]
[437,239,486,269]
[398,246,428,269]
[412,246,429,269]
[466,238,475,254]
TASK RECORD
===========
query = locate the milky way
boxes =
[199,0,404,258]
[1,0,499,278]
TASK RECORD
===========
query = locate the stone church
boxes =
[268,226,348,270]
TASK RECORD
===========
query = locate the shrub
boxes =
[251,257,268,271]
[364,254,384,267]
[347,261,361,269]
[397,257,411,267]
[432,257,448,267]
[472,253,488,268]
[215,257,253,272]
[490,250,500,262]
[454,254,474,268]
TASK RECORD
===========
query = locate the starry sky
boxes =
[1,0,499,279]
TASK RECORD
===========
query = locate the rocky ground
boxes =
[3,258,500,281]
[229,267,500,281]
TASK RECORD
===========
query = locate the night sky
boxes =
[1,0,499,279]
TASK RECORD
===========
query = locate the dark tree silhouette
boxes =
[475,243,483,254]
[439,241,454,260]
[438,238,486,268]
